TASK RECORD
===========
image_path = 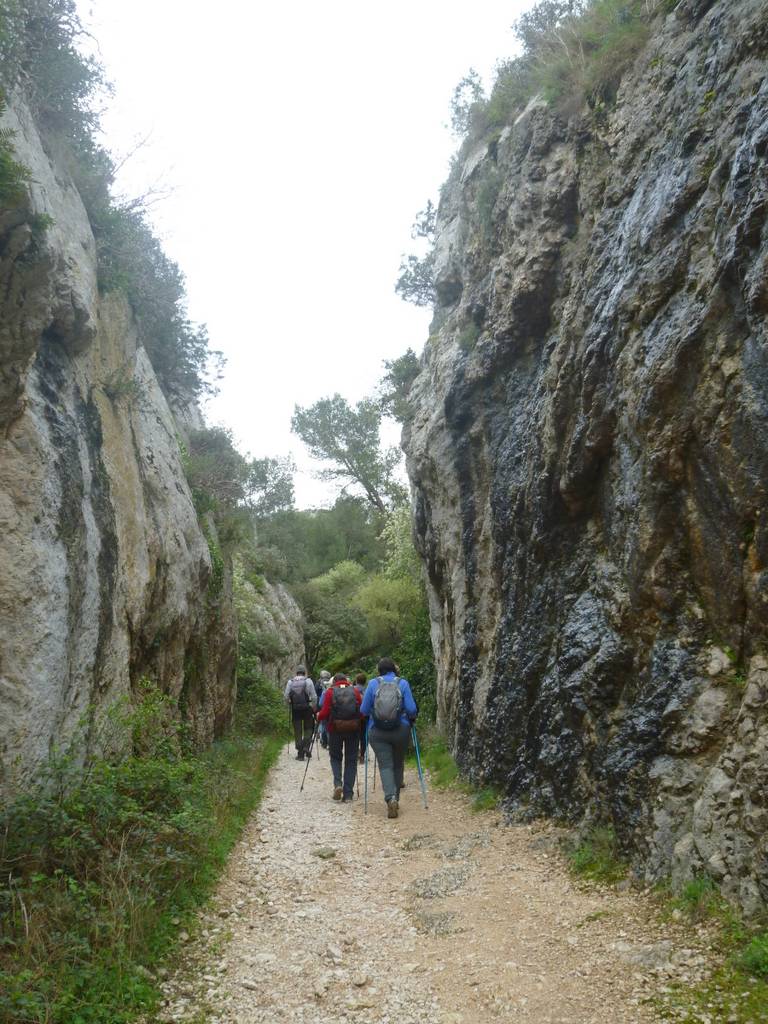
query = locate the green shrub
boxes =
[673,875,721,922]
[471,786,501,812]
[740,932,768,979]
[456,0,661,147]
[566,826,628,884]
[418,734,460,788]
[0,93,30,206]
[458,323,480,352]
[0,681,284,1024]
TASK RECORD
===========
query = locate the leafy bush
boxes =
[740,932,768,980]
[395,201,436,307]
[353,574,421,649]
[455,0,663,146]
[0,680,284,1024]
[0,92,30,205]
[379,348,421,424]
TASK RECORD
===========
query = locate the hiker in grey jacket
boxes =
[284,667,317,760]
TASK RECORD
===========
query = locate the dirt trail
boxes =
[159,743,708,1024]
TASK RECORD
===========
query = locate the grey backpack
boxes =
[372,677,402,730]
[289,678,309,709]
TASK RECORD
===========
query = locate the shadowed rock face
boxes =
[0,95,238,794]
[405,0,768,914]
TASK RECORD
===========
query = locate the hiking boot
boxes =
[295,752,304,760]
[387,798,399,819]
[333,786,343,801]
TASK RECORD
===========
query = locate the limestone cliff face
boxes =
[405,0,768,913]
[0,94,237,795]
[234,569,306,688]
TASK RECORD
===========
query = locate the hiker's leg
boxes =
[292,713,303,752]
[328,732,343,788]
[342,734,358,798]
[392,723,410,793]
[301,711,314,755]
[369,729,397,802]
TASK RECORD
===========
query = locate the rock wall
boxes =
[234,567,305,689]
[405,0,768,914]
[0,94,236,797]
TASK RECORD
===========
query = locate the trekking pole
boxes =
[364,723,369,814]
[411,726,428,810]
[373,753,377,792]
[300,723,319,793]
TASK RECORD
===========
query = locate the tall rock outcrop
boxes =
[234,567,306,688]
[0,93,237,796]
[405,0,768,913]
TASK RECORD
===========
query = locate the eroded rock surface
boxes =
[405,0,768,913]
[0,93,236,794]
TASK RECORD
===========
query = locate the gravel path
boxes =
[158,742,712,1023]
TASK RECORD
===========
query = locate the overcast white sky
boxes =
[77,1,533,507]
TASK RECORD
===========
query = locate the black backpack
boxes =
[331,685,360,734]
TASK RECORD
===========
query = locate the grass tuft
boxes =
[566,826,628,884]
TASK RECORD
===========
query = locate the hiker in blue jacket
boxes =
[360,657,418,819]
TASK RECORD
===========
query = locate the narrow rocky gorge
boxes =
[404,0,768,914]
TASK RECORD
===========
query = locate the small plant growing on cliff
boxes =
[395,200,436,307]
[458,322,480,353]
[476,165,503,238]
[379,348,420,424]
[449,68,485,136]
[0,93,31,207]
[100,364,146,406]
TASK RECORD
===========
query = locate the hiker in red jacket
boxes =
[317,672,362,801]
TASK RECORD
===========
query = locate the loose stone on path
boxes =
[155,743,712,1024]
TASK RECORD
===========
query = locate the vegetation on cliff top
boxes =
[396,0,671,309]
[0,0,217,398]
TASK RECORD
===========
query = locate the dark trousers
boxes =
[369,722,410,802]
[292,710,314,755]
[328,731,358,798]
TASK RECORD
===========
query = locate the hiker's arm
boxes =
[360,682,375,717]
[283,681,292,704]
[317,689,331,722]
[402,680,418,720]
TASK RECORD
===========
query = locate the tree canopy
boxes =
[291,394,406,514]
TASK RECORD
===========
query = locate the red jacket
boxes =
[317,681,362,733]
